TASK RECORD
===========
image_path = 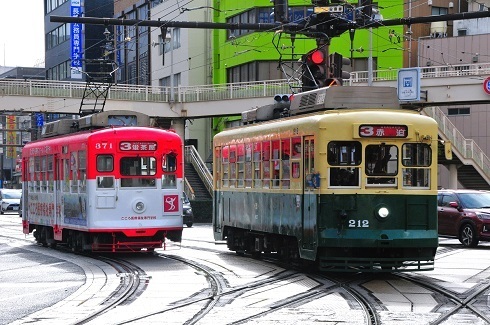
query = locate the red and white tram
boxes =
[21,111,184,252]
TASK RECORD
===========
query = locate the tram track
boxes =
[70,256,148,325]
[396,272,490,324]
[5,219,490,325]
[167,247,382,325]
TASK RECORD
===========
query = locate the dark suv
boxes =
[437,189,490,247]
[182,192,193,228]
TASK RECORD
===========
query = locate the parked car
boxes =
[437,189,490,247]
[19,194,22,218]
[0,189,22,214]
[182,192,194,227]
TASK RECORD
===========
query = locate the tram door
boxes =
[302,136,317,251]
[213,146,223,236]
[53,155,63,241]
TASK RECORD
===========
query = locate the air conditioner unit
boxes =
[430,21,447,38]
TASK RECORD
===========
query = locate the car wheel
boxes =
[186,223,193,228]
[0,208,4,215]
[459,223,479,247]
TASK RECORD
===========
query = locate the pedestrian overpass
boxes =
[1,61,490,189]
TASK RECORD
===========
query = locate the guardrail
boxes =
[2,61,489,105]
[423,106,490,183]
[184,145,213,197]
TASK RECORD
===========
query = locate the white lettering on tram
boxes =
[121,216,157,220]
[95,142,113,150]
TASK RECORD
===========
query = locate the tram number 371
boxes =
[348,220,370,228]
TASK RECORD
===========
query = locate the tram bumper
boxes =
[317,229,437,272]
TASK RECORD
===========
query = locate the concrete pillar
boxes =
[171,118,185,141]
[448,164,458,189]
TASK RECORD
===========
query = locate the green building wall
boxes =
[211,0,405,134]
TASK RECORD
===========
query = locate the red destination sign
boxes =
[359,125,408,138]
[119,141,157,151]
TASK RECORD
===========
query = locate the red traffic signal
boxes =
[309,50,325,65]
[302,49,327,91]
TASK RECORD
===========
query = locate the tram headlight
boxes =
[132,200,147,213]
[377,207,389,219]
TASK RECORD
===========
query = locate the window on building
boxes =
[46,24,70,50]
[46,0,68,14]
[159,77,170,87]
[228,6,312,38]
[227,61,293,83]
[164,28,181,52]
[431,7,448,15]
[447,107,470,115]
[458,29,467,36]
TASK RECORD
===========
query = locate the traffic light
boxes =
[327,52,351,85]
[273,94,291,109]
[302,49,327,92]
[273,0,288,23]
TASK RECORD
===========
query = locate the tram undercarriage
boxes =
[32,225,182,253]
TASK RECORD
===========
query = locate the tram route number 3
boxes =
[348,220,369,228]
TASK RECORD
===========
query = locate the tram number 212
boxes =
[348,220,370,228]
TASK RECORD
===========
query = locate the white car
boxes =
[0,189,22,214]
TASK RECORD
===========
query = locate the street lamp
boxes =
[165,29,174,102]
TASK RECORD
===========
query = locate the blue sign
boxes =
[35,113,44,127]
[397,68,421,101]
[483,77,490,95]
[70,0,83,79]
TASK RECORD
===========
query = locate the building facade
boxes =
[45,0,114,81]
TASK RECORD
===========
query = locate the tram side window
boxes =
[222,146,229,187]
[162,153,177,189]
[63,158,70,192]
[121,156,157,188]
[237,144,245,188]
[229,145,237,188]
[97,155,114,172]
[162,153,177,172]
[28,157,35,191]
[365,144,398,186]
[402,143,431,188]
[244,143,252,188]
[272,140,280,188]
[78,151,86,193]
[262,141,271,188]
[47,155,54,193]
[291,137,301,180]
[34,156,41,192]
[328,141,361,187]
[281,138,291,189]
[215,147,222,190]
[97,176,114,189]
[71,152,78,193]
[40,156,47,192]
[96,155,115,189]
[253,142,262,188]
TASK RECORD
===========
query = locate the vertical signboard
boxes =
[6,116,16,159]
[70,0,83,79]
[0,123,3,154]
[397,68,421,102]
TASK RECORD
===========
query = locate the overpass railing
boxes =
[349,62,490,83]
[423,106,490,182]
[0,78,294,104]
[2,61,489,105]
